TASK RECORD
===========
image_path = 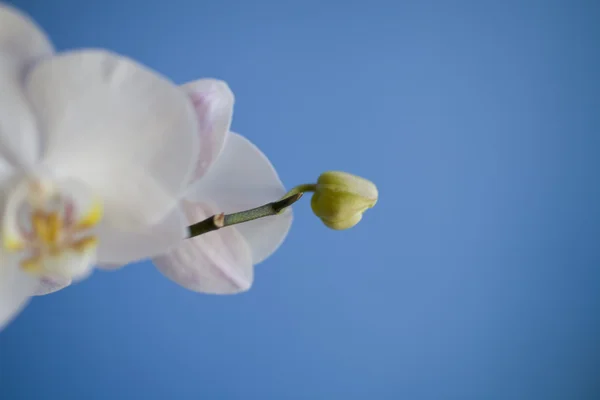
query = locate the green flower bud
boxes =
[310,171,378,230]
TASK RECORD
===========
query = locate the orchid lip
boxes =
[2,177,103,278]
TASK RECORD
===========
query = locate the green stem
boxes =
[281,183,317,199]
[187,193,303,238]
[186,183,318,239]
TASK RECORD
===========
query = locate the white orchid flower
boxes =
[39,79,293,295]
[0,4,199,328]
[151,79,293,294]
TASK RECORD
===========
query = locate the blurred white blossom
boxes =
[0,3,199,329]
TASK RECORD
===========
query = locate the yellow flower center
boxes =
[2,179,103,277]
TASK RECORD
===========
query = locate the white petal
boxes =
[33,275,71,296]
[95,205,188,264]
[152,201,253,294]
[0,255,37,330]
[25,50,199,231]
[41,249,96,283]
[182,79,233,183]
[186,133,292,264]
[96,166,182,231]
[95,262,124,271]
[0,4,53,173]
[0,3,53,60]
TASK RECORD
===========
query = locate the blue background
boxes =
[1,0,599,399]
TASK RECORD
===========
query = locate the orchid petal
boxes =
[182,79,233,183]
[0,4,53,174]
[153,201,253,294]
[186,133,292,264]
[95,263,124,271]
[0,255,37,330]
[33,275,71,296]
[95,205,188,264]
[25,50,199,233]
[39,249,97,283]
[0,3,53,60]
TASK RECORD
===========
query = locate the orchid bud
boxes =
[310,171,378,230]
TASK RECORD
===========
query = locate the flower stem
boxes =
[281,183,317,199]
[187,192,304,238]
[186,183,318,239]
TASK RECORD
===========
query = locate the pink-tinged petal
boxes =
[153,201,253,294]
[33,276,71,296]
[186,132,292,264]
[182,79,234,183]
